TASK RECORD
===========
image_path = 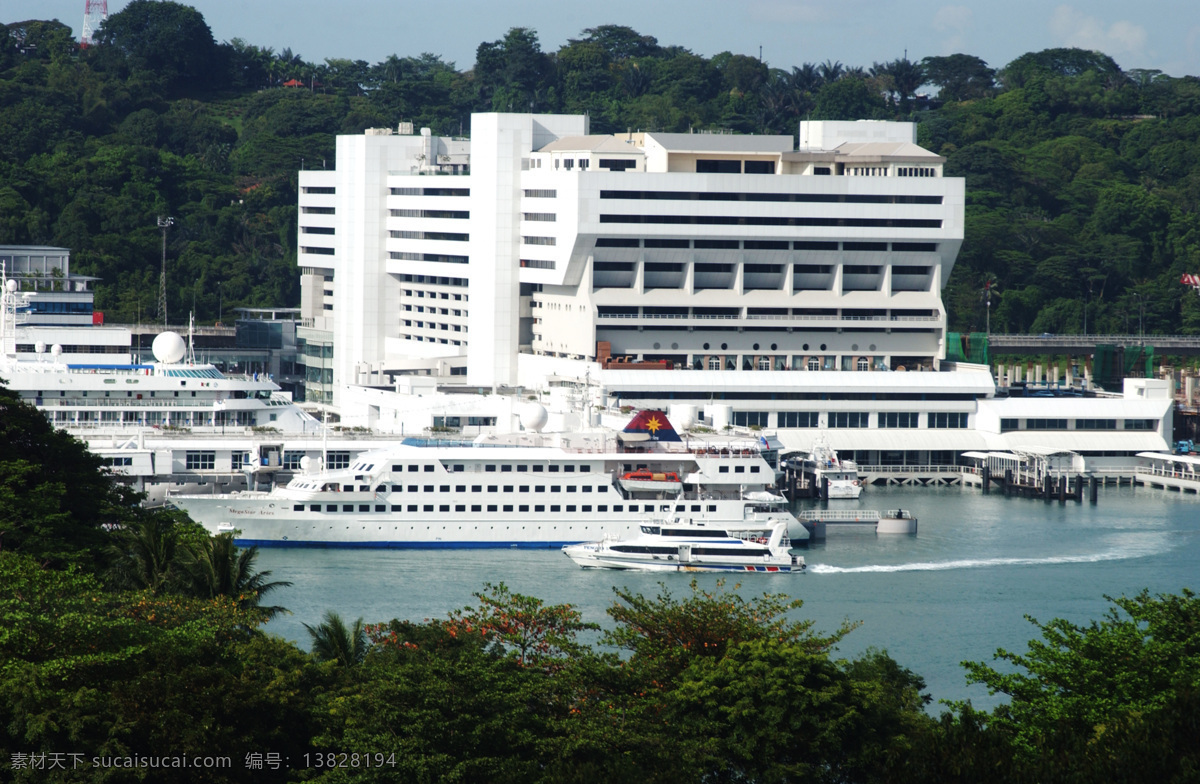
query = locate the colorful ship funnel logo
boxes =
[623,410,682,442]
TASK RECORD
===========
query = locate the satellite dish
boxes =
[152,331,187,364]
[520,402,548,432]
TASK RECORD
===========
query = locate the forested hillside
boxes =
[3,0,1200,334]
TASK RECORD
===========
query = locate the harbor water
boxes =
[258,484,1199,710]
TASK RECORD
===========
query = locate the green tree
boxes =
[922,53,997,101]
[94,0,221,96]
[179,533,291,620]
[304,610,369,667]
[811,75,887,120]
[962,589,1200,779]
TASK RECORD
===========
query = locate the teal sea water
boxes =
[257,484,1199,710]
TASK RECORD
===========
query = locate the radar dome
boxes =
[299,456,312,472]
[152,331,187,364]
[5,279,16,293]
[51,344,62,356]
[35,341,45,354]
[520,402,549,432]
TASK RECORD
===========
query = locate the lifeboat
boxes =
[618,470,683,494]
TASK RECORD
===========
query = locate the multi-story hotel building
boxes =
[296,114,1173,465]
[298,114,960,395]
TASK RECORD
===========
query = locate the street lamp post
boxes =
[218,281,222,326]
[1131,291,1147,344]
[157,216,174,327]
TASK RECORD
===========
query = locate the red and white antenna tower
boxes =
[81,0,108,49]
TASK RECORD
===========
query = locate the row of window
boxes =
[390,187,469,197]
[595,239,937,253]
[389,230,469,242]
[599,190,943,205]
[392,462,595,473]
[389,252,469,264]
[600,215,943,229]
[1000,418,1157,432]
[381,484,607,493]
[292,502,719,514]
[734,411,970,429]
[390,209,469,219]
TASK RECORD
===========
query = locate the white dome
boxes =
[152,331,187,364]
[34,341,46,354]
[299,456,312,472]
[519,402,549,432]
[5,279,16,293]
[51,344,62,356]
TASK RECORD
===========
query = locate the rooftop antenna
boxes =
[81,0,108,49]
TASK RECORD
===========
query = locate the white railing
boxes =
[857,464,963,474]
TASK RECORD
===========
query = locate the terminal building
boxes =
[295,114,1173,469]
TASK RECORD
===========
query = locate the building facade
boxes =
[296,114,963,403]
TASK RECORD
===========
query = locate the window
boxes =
[829,412,869,428]
[779,411,819,428]
[598,159,637,171]
[283,451,305,470]
[1124,419,1156,430]
[185,451,215,470]
[1075,419,1116,430]
[928,412,969,429]
[1024,418,1067,430]
[1001,418,1019,432]
[879,412,920,428]
[230,452,250,471]
[326,452,351,470]
[732,411,769,427]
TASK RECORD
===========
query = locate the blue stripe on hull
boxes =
[232,538,579,550]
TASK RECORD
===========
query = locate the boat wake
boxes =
[809,549,1153,575]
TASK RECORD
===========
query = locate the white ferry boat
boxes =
[804,437,863,499]
[563,519,804,573]
[166,410,804,549]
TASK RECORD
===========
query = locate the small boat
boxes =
[562,519,805,573]
[617,469,683,494]
[804,437,863,499]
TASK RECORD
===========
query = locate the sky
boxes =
[6,0,1199,78]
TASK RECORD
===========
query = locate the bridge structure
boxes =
[988,334,1200,356]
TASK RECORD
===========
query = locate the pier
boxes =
[797,509,918,539]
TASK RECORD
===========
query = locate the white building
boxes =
[298,114,961,399]
[296,114,1173,467]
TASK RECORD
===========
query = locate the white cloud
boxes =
[932,5,971,53]
[1049,5,1147,59]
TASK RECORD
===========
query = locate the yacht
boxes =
[802,436,863,499]
[166,411,805,549]
[563,519,805,573]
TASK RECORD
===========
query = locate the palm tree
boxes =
[304,610,369,667]
[181,533,291,620]
[105,512,183,595]
[818,59,845,84]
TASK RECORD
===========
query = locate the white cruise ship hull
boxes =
[179,493,793,548]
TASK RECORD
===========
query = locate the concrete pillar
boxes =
[1186,375,1196,407]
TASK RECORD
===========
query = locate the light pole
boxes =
[1131,291,1147,344]
[157,216,174,327]
[218,281,222,326]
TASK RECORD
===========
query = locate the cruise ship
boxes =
[167,410,804,548]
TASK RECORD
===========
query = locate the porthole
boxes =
[820,343,827,351]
